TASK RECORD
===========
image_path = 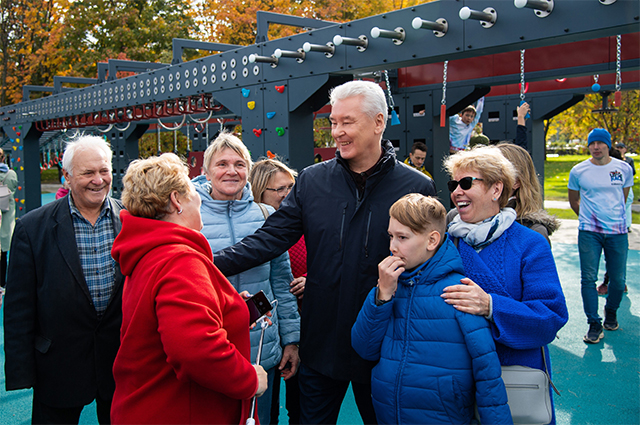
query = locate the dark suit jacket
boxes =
[3,195,125,407]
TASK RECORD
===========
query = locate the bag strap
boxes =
[541,347,561,396]
[0,173,8,185]
[257,203,270,220]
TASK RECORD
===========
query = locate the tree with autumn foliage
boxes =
[0,0,67,105]
[0,0,196,106]
[191,0,430,46]
[60,0,196,78]
[546,90,640,152]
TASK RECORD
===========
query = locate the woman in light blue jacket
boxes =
[193,131,300,425]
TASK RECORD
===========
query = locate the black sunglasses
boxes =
[447,177,483,192]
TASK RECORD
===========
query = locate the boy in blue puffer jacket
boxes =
[352,194,512,424]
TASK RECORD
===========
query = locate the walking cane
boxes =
[246,317,268,425]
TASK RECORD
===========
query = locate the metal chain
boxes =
[593,74,599,84]
[441,61,448,105]
[186,122,190,153]
[615,35,622,92]
[384,70,395,109]
[520,49,526,101]
[174,128,178,154]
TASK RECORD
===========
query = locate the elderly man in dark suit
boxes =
[3,135,124,424]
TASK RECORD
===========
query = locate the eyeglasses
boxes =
[265,184,294,196]
[447,177,483,192]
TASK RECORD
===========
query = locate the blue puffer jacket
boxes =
[193,176,300,371]
[352,238,512,425]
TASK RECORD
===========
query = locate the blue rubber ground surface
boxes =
[1,194,638,424]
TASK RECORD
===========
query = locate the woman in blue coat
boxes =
[352,194,512,425]
[442,146,569,424]
[192,131,300,425]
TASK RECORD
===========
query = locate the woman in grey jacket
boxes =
[192,131,300,425]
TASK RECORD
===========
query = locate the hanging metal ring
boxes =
[188,111,213,124]
[157,115,186,131]
[95,124,113,133]
[113,122,131,132]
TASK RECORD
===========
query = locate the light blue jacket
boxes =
[192,175,300,371]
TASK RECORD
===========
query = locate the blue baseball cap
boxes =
[587,128,612,149]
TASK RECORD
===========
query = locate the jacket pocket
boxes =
[35,335,52,354]
[437,375,465,422]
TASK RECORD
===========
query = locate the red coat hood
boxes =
[112,210,213,277]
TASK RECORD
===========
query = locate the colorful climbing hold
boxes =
[253,128,262,137]
[247,101,256,110]
[266,112,276,119]
[275,85,285,94]
[242,88,251,98]
[276,127,285,136]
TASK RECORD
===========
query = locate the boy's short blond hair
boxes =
[389,194,446,238]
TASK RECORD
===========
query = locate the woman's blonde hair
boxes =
[249,158,298,203]
[497,143,543,217]
[443,145,515,209]
[203,130,252,173]
[121,153,192,220]
[389,194,446,237]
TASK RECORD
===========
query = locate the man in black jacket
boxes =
[3,135,124,424]
[214,80,435,424]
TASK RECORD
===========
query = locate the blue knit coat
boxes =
[451,222,569,424]
[192,176,300,372]
[352,238,512,425]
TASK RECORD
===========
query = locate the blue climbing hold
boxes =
[242,88,251,98]
[266,112,276,119]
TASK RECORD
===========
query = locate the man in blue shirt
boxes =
[568,128,633,344]
[3,135,125,424]
[449,97,484,153]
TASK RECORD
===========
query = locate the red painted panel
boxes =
[399,33,639,88]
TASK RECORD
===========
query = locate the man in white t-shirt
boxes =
[568,128,633,344]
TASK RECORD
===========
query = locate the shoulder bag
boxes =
[0,174,11,212]
[500,347,560,425]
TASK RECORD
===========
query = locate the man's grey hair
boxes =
[62,135,113,176]
[329,80,388,124]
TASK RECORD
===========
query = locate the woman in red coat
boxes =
[111,153,267,424]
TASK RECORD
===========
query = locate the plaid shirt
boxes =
[69,195,116,315]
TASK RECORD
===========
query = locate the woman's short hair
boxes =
[203,130,252,173]
[329,80,388,124]
[249,158,298,203]
[443,145,515,209]
[121,153,192,220]
[497,143,543,216]
[62,135,113,176]
[389,193,446,237]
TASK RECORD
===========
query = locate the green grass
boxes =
[544,155,639,224]
[546,207,640,224]
[40,168,60,184]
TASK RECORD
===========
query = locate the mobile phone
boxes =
[246,290,273,325]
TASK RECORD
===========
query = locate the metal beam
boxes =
[97,59,170,82]
[53,76,98,93]
[255,11,337,43]
[171,38,244,64]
